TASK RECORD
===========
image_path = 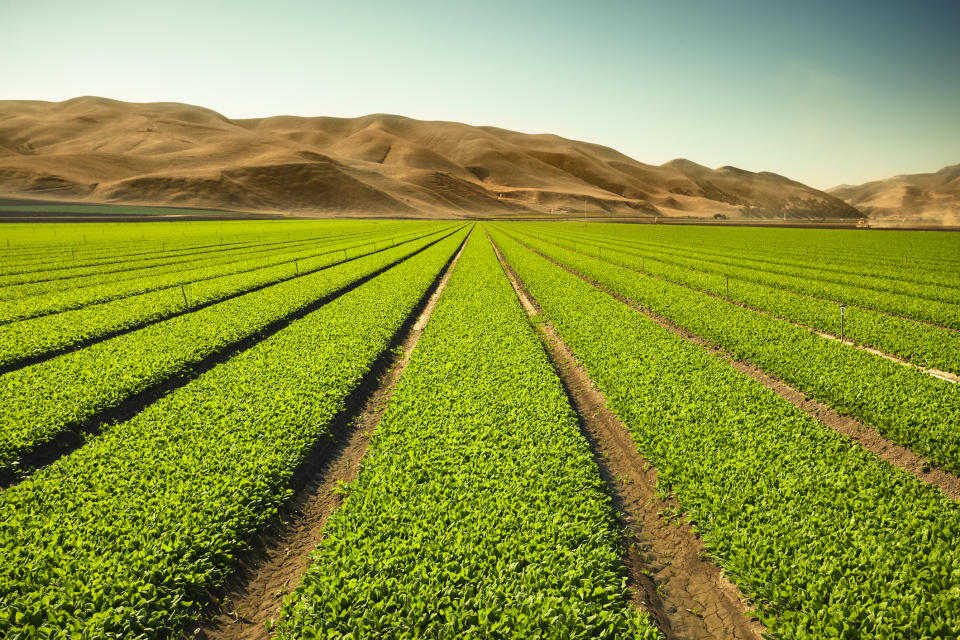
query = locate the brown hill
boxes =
[829,165,960,225]
[0,96,861,219]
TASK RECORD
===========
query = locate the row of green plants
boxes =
[0,227,287,279]
[0,229,467,639]
[499,227,960,474]
[0,228,301,286]
[533,223,960,301]
[0,224,439,323]
[510,226,960,375]
[526,224,960,328]
[0,228,462,473]
[492,228,960,639]
[0,221,394,296]
[0,220,339,269]
[536,223,960,289]
[0,226,451,367]
[276,232,659,639]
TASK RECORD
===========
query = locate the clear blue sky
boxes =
[3,0,958,189]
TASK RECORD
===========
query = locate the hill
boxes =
[0,97,861,219]
[829,164,960,225]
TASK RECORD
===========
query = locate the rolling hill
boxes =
[0,96,862,219]
[830,164,960,225]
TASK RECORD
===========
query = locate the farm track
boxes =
[529,237,960,381]
[520,241,960,501]
[0,232,441,377]
[491,234,764,640]
[0,232,458,489]
[193,230,471,640]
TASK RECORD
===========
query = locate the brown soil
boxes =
[192,232,470,640]
[489,234,765,640]
[522,241,960,501]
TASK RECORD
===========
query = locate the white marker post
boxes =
[839,303,846,343]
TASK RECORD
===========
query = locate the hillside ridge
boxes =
[0,97,862,219]
[829,164,960,224]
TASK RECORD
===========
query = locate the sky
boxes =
[2,0,959,189]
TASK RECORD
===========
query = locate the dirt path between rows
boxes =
[193,232,470,640]
[524,234,959,383]
[490,233,764,640]
[518,238,960,501]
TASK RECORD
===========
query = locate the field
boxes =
[0,219,958,639]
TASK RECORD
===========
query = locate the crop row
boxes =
[0,233,283,288]
[0,224,440,323]
[492,228,960,639]
[494,227,960,475]
[0,222,399,297]
[0,226,452,368]
[277,232,658,639]
[0,220,359,276]
[510,226,960,375]
[571,223,960,287]
[536,223,960,296]
[0,227,305,281]
[0,227,464,473]
[527,225,960,328]
[0,233,257,276]
[0,227,466,639]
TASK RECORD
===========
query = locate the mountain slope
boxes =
[0,97,861,219]
[830,165,960,224]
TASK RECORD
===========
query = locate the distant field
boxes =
[0,219,957,639]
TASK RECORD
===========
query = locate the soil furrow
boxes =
[0,231,460,490]
[490,233,764,640]
[529,235,959,381]
[191,230,471,640]
[520,239,960,501]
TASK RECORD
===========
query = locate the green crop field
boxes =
[0,204,254,217]
[0,219,958,639]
